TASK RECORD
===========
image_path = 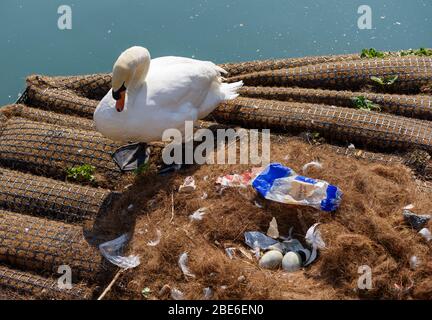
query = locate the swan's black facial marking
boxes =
[112,83,127,100]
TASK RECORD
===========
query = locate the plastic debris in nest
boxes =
[171,288,185,300]
[244,222,325,271]
[418,228,432,242]
[301,161,323,175]
[224,246,254,261]
[410,256,420,270]
[225,247,236,260]
[189,207,208,221]
[147,229,162,247]
[99,234,140,269]
[244,231,278,251]
[252,163,342,212]
[178,252,196,278]
[304,223,326,267]
[203,287,213,300]
[403,208,431,230]
[216,168,262,188]
[179,176,196,193]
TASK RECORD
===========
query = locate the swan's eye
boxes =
[112,83,127,100]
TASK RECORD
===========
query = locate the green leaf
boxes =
[352,96,381,112]
[385,75,398,85]
[398,47,432,57]
[65,164,96,182]
[134,161,150,175]
[370,76,384,86]
[370,75,398,86]
[361,48,385,59]
[141,287,151,299]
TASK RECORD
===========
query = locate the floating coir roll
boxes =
[0,168,116,223]
[0,210,109,282]
[213,97,432,152]
[27,74,111,100]
[220,53,361,78]
[0,264,92,300]
[0,118,121,184]
[0,104,95,131]
[229,57,432,93]
[239,86,432,120]
[25,85,98,118]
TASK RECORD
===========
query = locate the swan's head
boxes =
[112,46,151,112]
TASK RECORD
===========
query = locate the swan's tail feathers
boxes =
[220,80,243,101]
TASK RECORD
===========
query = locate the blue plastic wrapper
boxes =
[252,163,342,212]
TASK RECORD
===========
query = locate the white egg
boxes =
[282,252,302,272]
[259,250,283,269]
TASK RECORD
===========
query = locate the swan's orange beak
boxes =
[116,91,126,112]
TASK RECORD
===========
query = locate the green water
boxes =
[1,0,431,106]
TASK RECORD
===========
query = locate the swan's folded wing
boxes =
[146,58,223,111]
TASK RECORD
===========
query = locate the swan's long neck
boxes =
[128,53,150,92]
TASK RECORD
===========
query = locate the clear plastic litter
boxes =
[252,163,342,212]
[178,252,196,278]
[203,287,213,300]
[99,234,141,269]
[410,256,419,270]
[305,223,326,249]
[147,229,162,247]
[302,161,323,174]
[418,228,432,242]
[171,288,185,300]
[179,176,196,193]
[304,223,326,266]
[225,247,236,259]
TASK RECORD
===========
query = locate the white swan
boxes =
[94,46,243,144]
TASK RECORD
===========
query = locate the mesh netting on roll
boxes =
[0,264,92,300]
[27,74,112,100]
[239,86,432,120]
[0,118,121,183]
[0,210,108,282]
[0,168,116,223]
[220,53,362,78]
[25,85,98,118]
[1,104,95,131]
[212,97,432,152]
[229,57,432,93]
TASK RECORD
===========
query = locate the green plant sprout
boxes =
[399,48,432,57]
[370,75,399,86]
[66,164,96,182]
[361,47,432,59]
[134,161,150,175]
[141,287,151,299]
[360,48,385,59]
[352,96,381,112]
